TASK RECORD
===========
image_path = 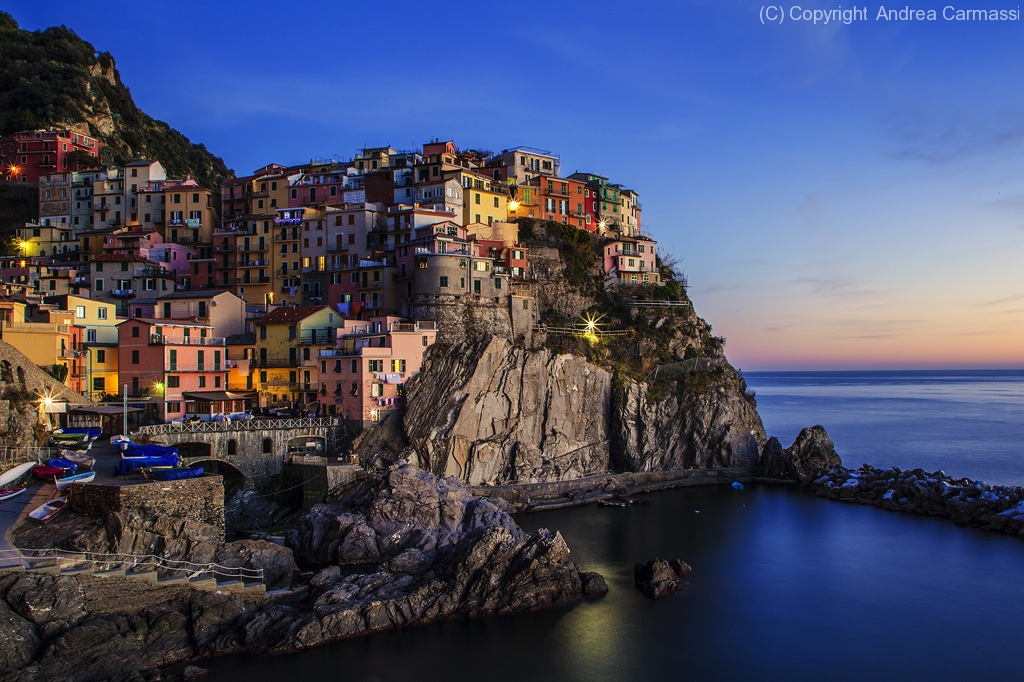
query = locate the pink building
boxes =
[601,235,660,284]
[118,318,248,424]
[317,316,437,428]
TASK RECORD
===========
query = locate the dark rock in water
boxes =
[759,426,842,481]
[634,558,692,600]
[182,665,211,680]
[581,571,609,597]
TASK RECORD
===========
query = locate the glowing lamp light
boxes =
[580,312,604,345]
[508,200,520,212]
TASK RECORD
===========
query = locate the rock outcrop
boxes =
[1,464,602,681]
[759,425,842,481]
[634,558,692,600]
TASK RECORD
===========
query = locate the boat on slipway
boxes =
[28,497,67,523]
[0,485,27,502]
[55,471,96,490]
[0,461,35,488]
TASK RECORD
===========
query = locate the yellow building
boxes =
[253,306,338,411]
[16,222,78,258]
[0,298,78,378]
[59,295,121,399]
[446,170,509,226]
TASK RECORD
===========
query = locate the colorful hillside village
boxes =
[0,133,660,431]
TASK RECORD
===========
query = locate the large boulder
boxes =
[760,426,842,481]
[634,558,692,600]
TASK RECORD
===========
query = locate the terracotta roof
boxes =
[256,305,329,325]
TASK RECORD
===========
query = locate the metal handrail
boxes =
[1,547,264,583]
[136,417,341,435]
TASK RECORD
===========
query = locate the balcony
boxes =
[111,289,135,297]
[319,349,359,358]
[239,259,269,267]
[359,280,384,290]
[150,334,226,346]
[238,244,268,253]
[167,363,223,372]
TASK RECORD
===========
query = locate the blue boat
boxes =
[47,458,79,475]
[731,482,745,490]
[150,466,204,481]
[116,453,181,476]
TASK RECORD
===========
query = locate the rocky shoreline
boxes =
[804,464,1024,537]
[0,463,605,682]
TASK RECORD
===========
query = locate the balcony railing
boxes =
[150,335,226,346]
[167,363,222,372]
[238,244,268,252]
[111,289,134,297]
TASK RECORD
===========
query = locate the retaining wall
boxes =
[67,476,225,532]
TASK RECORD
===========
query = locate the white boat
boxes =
[0,486,27,502]
[55,471,96,490]
[0,462,35,488]
[28,497,67,523]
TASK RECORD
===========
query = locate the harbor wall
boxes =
[67,475,225,532]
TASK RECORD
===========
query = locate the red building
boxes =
[0,129,100,184]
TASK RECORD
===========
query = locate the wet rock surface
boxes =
[808,463,1024,537]
[634,558,692,600]
[1,463,601,681]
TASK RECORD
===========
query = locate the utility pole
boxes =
[123,383,128,435]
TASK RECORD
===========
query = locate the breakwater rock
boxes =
[808,464,1024,536]
[1,464,600,681]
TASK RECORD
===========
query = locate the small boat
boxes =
[0,485,27,502]
[55,471,96,490]
[149,466,204,481]
[60,450,95,468]
[597,498,628,508]
[28,497,67,523]
[731,482,745,490]
[47,458,79,474]
[619,497,649,506]
[0,461,35,487]
[32,464,70,479]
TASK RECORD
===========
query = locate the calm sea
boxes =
[745,370,1024,485]
[206,370,1024,681]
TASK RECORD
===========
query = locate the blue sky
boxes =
[9,1,1024,369]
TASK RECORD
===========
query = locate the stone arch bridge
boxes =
[134,418,346,489]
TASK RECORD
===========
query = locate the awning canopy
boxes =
[67,406,144,415]
[181,391,255,403]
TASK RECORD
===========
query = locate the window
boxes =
[391,359,406,372]
[166,402,181,413]
[495,278,502,290]
[439,276,448,287]
[75,305,86,318]
[95,279,103,292]
[422,335,428,347]
[371,383,382,397]
[167,375,179,388]
[131,350,139,364]
[92,377,105,392]
[86,329,97,343]
[97,307,107,320]
[474,279,481,293]
[96,349,106,363]
[198,376,206,388]
[523,299,530,310]
[131,326,139,337]
[368,359,384,372]
[351,359,357,373]
[494,197,499,208]
[260,371,267,383]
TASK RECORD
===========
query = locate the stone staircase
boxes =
[0,548,266,593]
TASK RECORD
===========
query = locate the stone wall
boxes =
[410,294,513,343]
[67,475,225,533]
[0,339,88,404]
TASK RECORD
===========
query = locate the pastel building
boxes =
[317,316,437,427]
[602,235,660,284]
[0,129,100,184]
[117,317,238,423]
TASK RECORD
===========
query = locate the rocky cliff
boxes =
[353,220,767,486]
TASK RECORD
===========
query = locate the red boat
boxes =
[32,464,69,478]
[0,485,27,502]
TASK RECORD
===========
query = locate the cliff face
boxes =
[612,364,764,472]
[400,336,615,485]
[361,336,765,486]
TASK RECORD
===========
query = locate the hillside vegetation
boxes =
[0,11,232,191]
